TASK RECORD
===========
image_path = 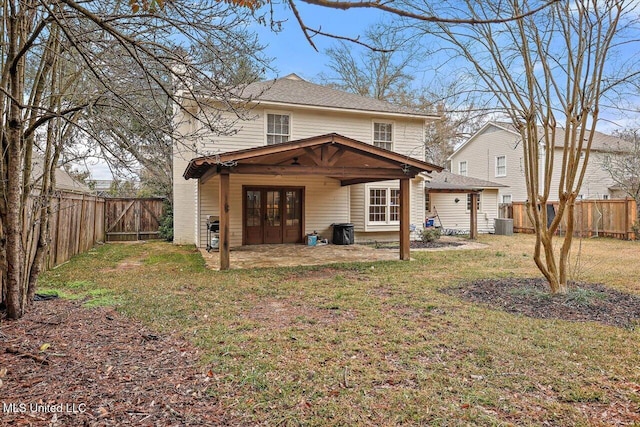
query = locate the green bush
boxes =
[421,227,441,243]
[158,200,173,242]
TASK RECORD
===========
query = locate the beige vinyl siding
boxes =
[584,152,616,198]
[428,190,499,233]
[193,106,426,160]
[546,149,615,200]
[198,175,349,248]
[451,125,527,202]
[172,113,199,245]
[350,184,366,232]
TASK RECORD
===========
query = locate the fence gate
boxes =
[105,198,165,242]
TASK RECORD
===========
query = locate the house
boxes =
[448,122,630,203]
[173,74,442,268]
[425,170,508,233]
[31,156,91,194]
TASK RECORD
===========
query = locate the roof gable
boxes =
[450,121,631,159]
[448,122,517,160]
[183,133,442,186]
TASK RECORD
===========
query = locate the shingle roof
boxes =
[491,121,631,153]
[31,156,91,193]
[237,74,438,118]
[425,170,508,191]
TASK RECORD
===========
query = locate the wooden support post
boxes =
[400,178,410,261]
[219,172,230,270]
[470,192,478,240]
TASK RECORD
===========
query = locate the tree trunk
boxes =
[5,4,26,319]
[6,125,24,320]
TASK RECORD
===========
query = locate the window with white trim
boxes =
[266,113,290,145]
[389,189,400,222]
[425,192,431,213]
[368,187,400,224]
[459,161,468,176]
[467,193,481,212]
[496,155,506,177]
[373,122,393,150]
[501,194,512,204]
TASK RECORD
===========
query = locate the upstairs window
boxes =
[496,155,506,177]
[459,161,468,176]
[373,122,393,151]
[267,113,290,145]
[501,194,512,204]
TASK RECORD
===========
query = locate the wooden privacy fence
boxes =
[1,194,165,297]
[104,198,165,242]
[46,192,106,268]
[499,198,637,240]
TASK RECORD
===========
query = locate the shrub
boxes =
[421,227,441,243]
[158,200,174,242]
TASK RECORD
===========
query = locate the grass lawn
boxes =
[39,234,640,426]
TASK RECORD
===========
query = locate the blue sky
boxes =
[252,2,385,80]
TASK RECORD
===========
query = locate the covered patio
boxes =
[183,133,442,270]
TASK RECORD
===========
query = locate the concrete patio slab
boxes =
[200,236,486,270]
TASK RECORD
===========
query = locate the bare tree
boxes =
[319,26,416,103]
[318,25,488,168]
[422,0,639,294]
[0,0,269,319]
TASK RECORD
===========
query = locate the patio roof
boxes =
[425,170,508,193]
[183,133,443,186]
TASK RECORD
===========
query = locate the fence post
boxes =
[626,197,637,240]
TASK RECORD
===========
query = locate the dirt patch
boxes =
[100,253,148,273]
[246,298,351,329]
[0,298,233,426]
[442,278,640,328]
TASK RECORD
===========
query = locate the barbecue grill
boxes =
[206,215,220,252]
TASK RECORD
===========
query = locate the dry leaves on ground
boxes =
[0,298,233,426]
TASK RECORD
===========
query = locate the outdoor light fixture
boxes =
[455,198,460,203]
[291,157,301,166]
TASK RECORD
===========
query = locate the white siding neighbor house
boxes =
[448,122,630,203]
[425,170,508,233]
[173,74,442,268]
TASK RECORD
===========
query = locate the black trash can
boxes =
[332,223,355,245]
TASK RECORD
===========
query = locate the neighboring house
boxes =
[172,73,442,262]
[448,122,630,203]
[90,179,114,197]
[425,170,508,233]
[31,157,91,194]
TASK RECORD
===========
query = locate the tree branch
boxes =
[298,0,562,25]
